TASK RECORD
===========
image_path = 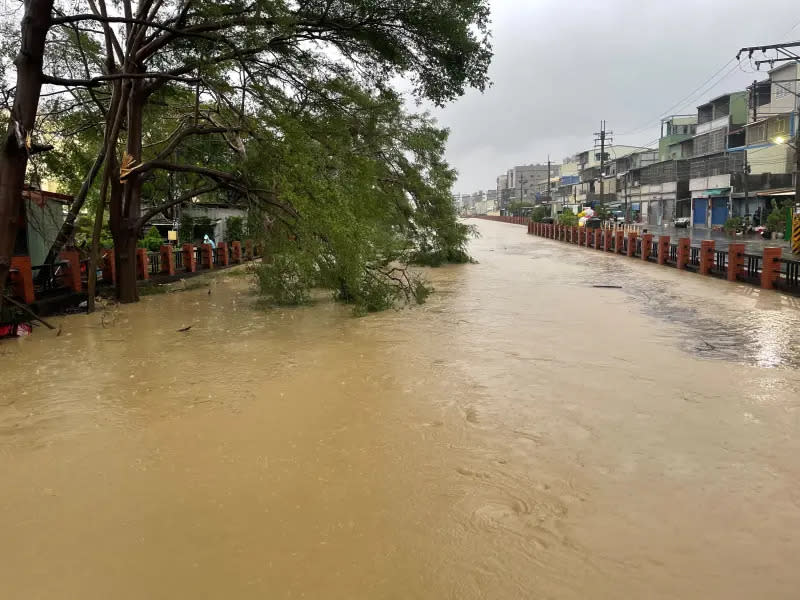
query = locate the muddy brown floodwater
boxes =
[3,219,800,599]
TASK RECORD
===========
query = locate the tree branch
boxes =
[136,183,218,228]
[41,72,201,88]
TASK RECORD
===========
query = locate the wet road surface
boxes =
[643,224,793,254]
[2,219,800,599]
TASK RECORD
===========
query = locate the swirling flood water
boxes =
[2,219,800,599]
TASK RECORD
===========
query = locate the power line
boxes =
[618,59,739,136]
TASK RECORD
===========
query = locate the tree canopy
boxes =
[1,0,492,309]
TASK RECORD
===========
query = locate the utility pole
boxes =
[546,155,551,206]
[737,42,800,232]
[594,121,613,209]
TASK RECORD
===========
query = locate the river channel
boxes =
[2,219,800,599]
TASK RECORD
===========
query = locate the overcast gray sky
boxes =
[433,0,800,194]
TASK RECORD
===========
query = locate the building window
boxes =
[774,81,791,99]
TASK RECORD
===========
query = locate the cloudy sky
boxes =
[432,0,800,194]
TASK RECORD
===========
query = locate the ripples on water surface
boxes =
[2,219,800,599]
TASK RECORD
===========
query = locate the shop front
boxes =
[691,188,729,228]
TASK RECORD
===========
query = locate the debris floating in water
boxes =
[177,326,192,332]
[592,285,622,289]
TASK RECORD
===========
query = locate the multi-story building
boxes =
[659,115,697,161]
[688,91,748,228]
[555,156,580,212]
[485,189,498,214]
[737,64,799,224]
[496,173,512,207]
[504,164,555,207]
[571,145,649,208]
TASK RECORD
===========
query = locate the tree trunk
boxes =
[110,79,145,303]
[86,172,110,312]
[0,0,54,303]
[114,230,138,303]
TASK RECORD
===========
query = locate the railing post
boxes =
[102,249,116,283]
[135,248,149,280]
[59,249,82,291]
[603,228,611,252]
[699,240,715,275]
[217,242,229,266]
[657,235,670,265]
[201,244,214,269]
[641,233,653,261]
[595,228,603,250]
[676,237,690,270]
[232,241,242,263]
[9,256,35,304]
[245,240,253,260]
[727,243,745,282]
[626,232,637,258]
[182,243,196,273]
[761,247,783,290]
[615,230,624,254]
[160,244,175,276]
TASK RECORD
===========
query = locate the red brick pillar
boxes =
[232,241,242,263]
[572,226,578,244]
[761,247,782,290]
[217,242,229,266]
[245,240,254,260]
[59,249,81,291]
[615,230,624,254]
[657,235,670,265]
[641,233,653,261]
[727,243,745,282]
[9,256,35,304]
[626,232,637,257]
[201,243,214,269]
[603,229,612,252]
[102,249,115,283]
[676,237,690,270]
[699,240,715,275]
[182,243,196,272]
[160,245,175,276]
[136,248,149,280]
[595,229,603,250]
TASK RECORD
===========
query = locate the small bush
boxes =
[558,210,578,226]
[723,216,742,234]
[765,200,786,233]
[138,226,163,252]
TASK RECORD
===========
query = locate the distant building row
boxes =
[457,62,799,228]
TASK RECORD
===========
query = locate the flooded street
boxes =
[3,219,800,599]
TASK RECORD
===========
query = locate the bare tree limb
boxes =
[136,183,218,227]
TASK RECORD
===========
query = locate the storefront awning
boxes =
[756,190,795,197]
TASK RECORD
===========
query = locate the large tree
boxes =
[0,0,54,303]
[2,0,491,303]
